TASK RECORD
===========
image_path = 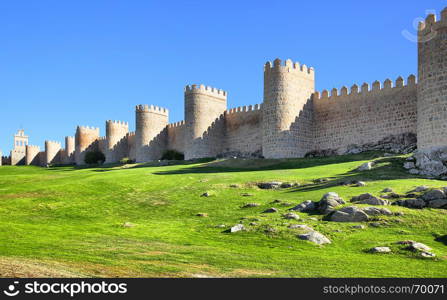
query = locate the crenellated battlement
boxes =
[77,126,100,133]
[127,131,135,137]
[167,121,185,128]
[418,8,447,36]
[27,145,40,150]
[45,140,61,146]
[135,104,169,116]
[225,104,262,115]
[264,58,314,77]
[184,84,227,99]
[313,75,417,101]
[106,120,129,127]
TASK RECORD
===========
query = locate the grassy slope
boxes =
[0,152,446,278]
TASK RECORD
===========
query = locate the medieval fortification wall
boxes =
[3,8,447,168]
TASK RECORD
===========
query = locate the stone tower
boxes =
[135,105,169,162]
[64,136,75,164]
[184,84,227,160]
[75,126,100,165]
[262,59,315,159]
[25,145,40,165]
[417,10,447,151]
[11,129,29,165]
[45,140,61,165]
[105,120,129,163]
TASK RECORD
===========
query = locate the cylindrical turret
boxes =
[184,84,227,160]
[26,145,40,165]
[262,58,315,158]
[417,10,447,150]
[64,136,75,164]
[75,126,100,165]
[105,120,129,163]
[135,105,169,162]
[45,140,61,165]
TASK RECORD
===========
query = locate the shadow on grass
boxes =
[151,151,391,175]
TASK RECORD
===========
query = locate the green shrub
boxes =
[119,157,135,164]
[84,151,105,165]
[161,150,184,160]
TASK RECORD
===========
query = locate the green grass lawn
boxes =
[0,152,446,278]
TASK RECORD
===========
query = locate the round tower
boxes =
[64,136,75,164]
[45,140,61,165]
[75,126,100,165]
[135,105,169,162]
[184,84,227,160]
[262,58,315,158]
[417,10,447,151]
[26,145,40,165]
[105,120,129,163]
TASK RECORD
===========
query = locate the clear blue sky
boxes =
[0,0,444,153]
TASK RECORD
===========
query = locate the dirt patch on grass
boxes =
[0,257,85,278]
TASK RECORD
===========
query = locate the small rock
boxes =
[122,222,135,228]
[298,231,331,245]
[229,184,239,188]
[264,226,277,233]
[421,252,436,258]
[388,193,401,199]
[382,188,393,193]
[370,247,391,253]
[352,225,365,229]
[318,192,345,214]
[249,222,257,226]
[355,181,366,187]
[201,192,211,197]
[280,183,294,188]
[413,186,429,192]
[351,193,389,205]
[196,213,208,217]
[272,199,282,203]
[394,212,405,216]
[215,224,226,228]
[241,193,253,197]
[329,206,369,222]
[308,217,318,221]
[230,224,245,233]
[280,202,293,207]
[362,207,393,216]
[369,222,382,228]
[357,162,373,171]
[405,193,417,198]
[242,203,260,208]
[282,213,300,220]
[262,207,278,213]
[408,242,432,252]
[404,162,415,169]
[289,200,316,212]
[409,169,420,175]
[314,178,329,183]
[258,182,282,189]
[288,224,313,231]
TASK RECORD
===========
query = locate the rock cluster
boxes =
[392,188,447,209]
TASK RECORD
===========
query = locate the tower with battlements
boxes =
[11,130,28,165]
[184,84,227,160]
[75,126,100,165]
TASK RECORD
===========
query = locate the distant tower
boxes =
[417,10,447,151]
[262,59,315,158]
[26,145,40,165]
[11,129,29,165]
[105,120,129,163]
[75,126,100,165]
[184,84,227,160]
[45,140,61,165]
[64,136,75,164]
[135,105,169,162]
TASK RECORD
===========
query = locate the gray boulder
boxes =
[282,213,300,220]
[409,169,420,175]
[362,207,393,216]
[262,207,278,213]
[298,231,331,245]
[398,240,432,252]
[288,224,313,231]
[242,203,260,208]
[426,199,447,208]
[370,247,391,253]
[357,162,373,171]
[329,206,369,222]
[382,188,393,193]
[421,189,446,201]
[258,182,282,189]
[230,224,245,233]
[289,200,316,212]
[403,162,415,169]
[318,192,345,214]
[393,199,426,209]
[351,193,389,206]
[413,186,429,192]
